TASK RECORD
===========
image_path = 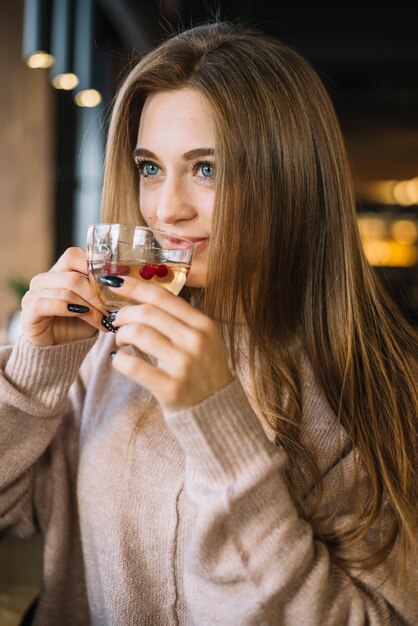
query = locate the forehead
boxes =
[137,88,215,146]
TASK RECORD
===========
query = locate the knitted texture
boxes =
[0,333,416,625]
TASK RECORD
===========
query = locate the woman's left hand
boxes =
[107,277,234,412]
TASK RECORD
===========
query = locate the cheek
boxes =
[194,191,215,223]
[139,190,155,225]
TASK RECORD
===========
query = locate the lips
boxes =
[185,237,209,254]
[167,235,209,253]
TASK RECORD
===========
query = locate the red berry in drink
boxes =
[139,264,156,280]
[155,264,168,278]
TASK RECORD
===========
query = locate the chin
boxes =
[185,278,206,289]
[185,267,207,289]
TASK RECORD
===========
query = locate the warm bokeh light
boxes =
[357,214,418,267]
[391,219,418,245]
[357,216,387,241]
[356,177,418,206]
[51,73,79,90]
[361,241,418,267]
[392,181,413,206]
[26,51,55,69]
[74,89,102,108]
[405,177,418,204]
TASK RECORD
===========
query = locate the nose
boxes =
[155,175,196,225]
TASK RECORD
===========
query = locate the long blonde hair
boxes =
[101,22,417,572]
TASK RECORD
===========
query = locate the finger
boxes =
[30,270,108,316]
[112,304,203,352]
[115,322,181,365]
[111,349,170,396]
[103,276,211,330]
[111,347,225,412]
[22,289,107,333]
[50,247,89,275]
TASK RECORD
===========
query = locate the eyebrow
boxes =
[132,147,215,160]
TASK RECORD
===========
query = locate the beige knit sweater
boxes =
[0,331,416,625]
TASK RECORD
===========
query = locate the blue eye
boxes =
[145,163,159,176]
[136,160,160,177]
[201,163,214,178]
[193,160,215,180]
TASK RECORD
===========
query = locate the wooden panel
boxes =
[0,0,53,343]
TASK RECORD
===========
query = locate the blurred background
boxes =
[0,0,417,622]
[0,0,418,344]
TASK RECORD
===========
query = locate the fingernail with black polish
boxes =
[67,303,90,314]
[109,351,117,359]
[102,317,118,333]
[100,275,124,288]
[107,311,118,322]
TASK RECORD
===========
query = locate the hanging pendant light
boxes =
[23,0,55,69]
[50,0,79,90]
[73,0,102,107]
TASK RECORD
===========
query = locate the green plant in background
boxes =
[8,278,30,304]
[2,278,29,344]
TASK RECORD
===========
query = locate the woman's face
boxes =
[135,87,216,288]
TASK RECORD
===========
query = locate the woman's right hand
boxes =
[20,247,109,347]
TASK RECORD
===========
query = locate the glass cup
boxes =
[87,223,195,312]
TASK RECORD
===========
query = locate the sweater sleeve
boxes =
[165,377,417,626]
[0,335,96,537]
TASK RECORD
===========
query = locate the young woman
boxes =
[1,21,417,625]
